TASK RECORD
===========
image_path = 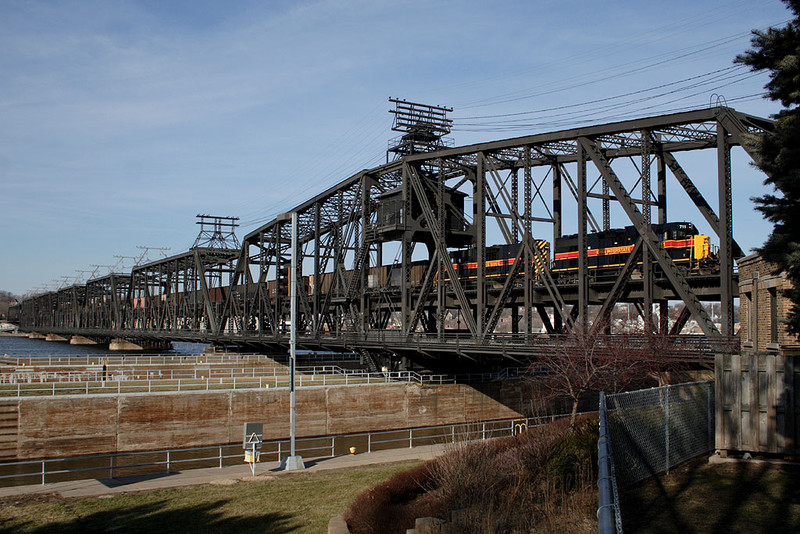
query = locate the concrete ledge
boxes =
[709,454,800,467]
[70,336,98,346]
[328,514,350,534]
[109,339,143,351]
[108,339,173,351]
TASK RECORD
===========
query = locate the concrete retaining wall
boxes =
[0,381,526,460]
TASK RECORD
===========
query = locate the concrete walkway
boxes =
[0,443,448,499]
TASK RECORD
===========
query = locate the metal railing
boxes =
[0,352,274,367]
[0,364,433,384]
[598,392,622,534]
[0,415,553,488]
[0,363,525,384]
[0,370,455,398]
[0,359,525,398]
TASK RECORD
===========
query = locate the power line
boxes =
[456,66,746,123]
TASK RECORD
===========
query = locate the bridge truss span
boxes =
[18,107,772,371]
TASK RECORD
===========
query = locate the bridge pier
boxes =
[109,339,173,352]
[45,334,68,342]
[27,333,45,340]
[70,335,100,346]
[204,343,241,354]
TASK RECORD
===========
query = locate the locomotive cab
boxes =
[552,221,716,278]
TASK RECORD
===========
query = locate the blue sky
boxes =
[0,0,791,296]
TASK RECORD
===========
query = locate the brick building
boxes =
[738,253,800,354]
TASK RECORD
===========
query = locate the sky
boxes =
[0,0,792,296]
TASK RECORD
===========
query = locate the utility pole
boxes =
[282,211,305,471]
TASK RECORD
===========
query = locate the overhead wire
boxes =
[240,118,390,228]
[446,0,773,97]
[456,66,748,125]
[238,100,390,228]
[239,9,786,231]
[456,32,753,110]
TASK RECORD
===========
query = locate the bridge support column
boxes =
[45,334,68,342]
[70,335,99,345]
[110,339,143,351]
[28,333,45,340]
[109,339,173,351]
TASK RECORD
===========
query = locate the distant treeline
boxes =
[0,291,19,320]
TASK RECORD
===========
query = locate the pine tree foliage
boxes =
[736,0,800,335]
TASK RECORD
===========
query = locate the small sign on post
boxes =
[243,422,263,476]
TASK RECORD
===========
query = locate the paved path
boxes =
[0,444,448,499]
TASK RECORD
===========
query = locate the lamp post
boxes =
[282,211,305,471]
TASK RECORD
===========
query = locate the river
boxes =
[0,335,209,358]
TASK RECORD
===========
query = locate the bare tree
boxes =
[530,321,673,426]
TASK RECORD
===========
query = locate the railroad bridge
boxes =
[17,104,773,371]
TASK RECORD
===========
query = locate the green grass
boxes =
[0,460,422,533]
[621,458,800,533]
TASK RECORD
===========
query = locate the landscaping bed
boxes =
[344,415,599,534]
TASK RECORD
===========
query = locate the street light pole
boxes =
[282,211,305,471]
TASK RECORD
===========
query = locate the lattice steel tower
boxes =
[192,215,241,249]
[387,98,453,160]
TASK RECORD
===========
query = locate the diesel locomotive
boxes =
[551,221,715,279]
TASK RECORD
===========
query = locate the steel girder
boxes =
[128,247,239,336]
[84,274,129,331]
[17,107,772,366]
[220,106,768,363]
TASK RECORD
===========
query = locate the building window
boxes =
[743,291,753,344]
[769,288,778,343]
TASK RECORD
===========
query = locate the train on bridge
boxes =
[14,105,772,371]
[171,221,713,306]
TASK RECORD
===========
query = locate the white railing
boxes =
[0,352,284,367]
[0,371,453,398]
[0,362,525,398]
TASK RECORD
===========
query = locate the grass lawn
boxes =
[0,460,423,533]
[621,458,800,533]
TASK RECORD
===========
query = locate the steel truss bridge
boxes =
[18,107,772,371]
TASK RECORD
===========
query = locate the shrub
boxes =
[343,462,439,534]
[548,419,599,491]
[345,416,599,534]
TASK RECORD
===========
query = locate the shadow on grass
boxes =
[98,472,177,488]
[1,498,297,534]
[620,458,800,533]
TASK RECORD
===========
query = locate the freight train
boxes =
[130,221,716,309]
[446,241,550,282]
[551,221,716,280]
[259,222,714,298]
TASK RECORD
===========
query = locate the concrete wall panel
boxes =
[13,381,525,460]
[117,392,230,451]
[17,396,117,458]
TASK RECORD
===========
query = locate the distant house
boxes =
[738,253,800,354]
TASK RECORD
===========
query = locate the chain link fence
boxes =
[607,380,714,489]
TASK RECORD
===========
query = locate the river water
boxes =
[0,335,209,359]
[0,335,364,486]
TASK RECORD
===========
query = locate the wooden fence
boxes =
[715,353,800,455]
